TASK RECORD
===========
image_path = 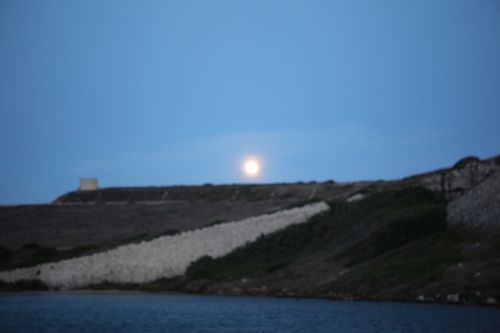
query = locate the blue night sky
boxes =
[1,0,499,204]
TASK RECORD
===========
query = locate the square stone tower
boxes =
[79,178,98,191]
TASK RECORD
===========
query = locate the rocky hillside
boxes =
[0,203,328,289]
[0,183,355,251]
[1,155,497,252]
[1,155,499,305]
[165,187,499,306]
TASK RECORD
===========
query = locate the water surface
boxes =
[1,292,499,333]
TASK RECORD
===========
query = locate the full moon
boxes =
[243,159,260,177]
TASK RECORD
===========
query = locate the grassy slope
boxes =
[185,188,447,281]
[158,187,499,303]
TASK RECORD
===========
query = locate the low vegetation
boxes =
[176,187,500,302]
[185,188,447,282]
[330,231,463,297]
[0,244,98,271]
[0,279,48,292]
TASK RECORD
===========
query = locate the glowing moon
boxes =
[243,159,260,177]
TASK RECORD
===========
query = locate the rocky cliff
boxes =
[408,155,500,201]
[448,170,500,226]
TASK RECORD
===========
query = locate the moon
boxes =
[243,158,260,177]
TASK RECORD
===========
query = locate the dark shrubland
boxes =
[0,279,48,292]
[0,245,98,271]
[179,187,500,302]
[186,188,448,283]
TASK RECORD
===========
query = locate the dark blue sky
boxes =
[1,0,499,204]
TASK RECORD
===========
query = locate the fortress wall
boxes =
[0,202,329,289]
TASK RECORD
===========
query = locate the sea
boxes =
[1,292,499,333]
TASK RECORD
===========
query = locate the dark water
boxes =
[1,293,500,333]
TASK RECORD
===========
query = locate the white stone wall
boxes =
[0,202,329,289]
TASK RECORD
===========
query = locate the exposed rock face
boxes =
[417,158,499,201]
[447,171,500,226]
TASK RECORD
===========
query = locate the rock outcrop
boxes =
[416,156,499,201]
[447,171,500,226]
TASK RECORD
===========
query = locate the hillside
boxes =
[1,155,499,305]
[0,183,362,251]
[0,203,329,289]
[167,188,499,305]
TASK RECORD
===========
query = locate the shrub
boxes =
[21,243,41,249]
[0,246,12,261]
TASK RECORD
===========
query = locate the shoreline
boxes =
[1,288,498,309]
